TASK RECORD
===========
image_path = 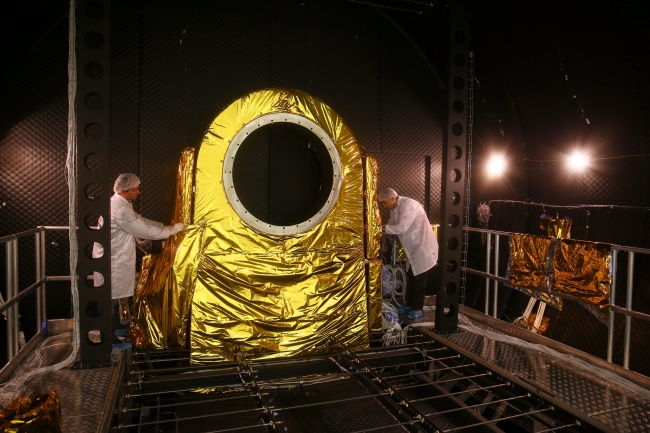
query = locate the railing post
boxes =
[485,232,491,315]
[12,239,19,356]
[623,251,634,369]
[492,234,499,318]
[35,231,43,330]
[6,240,15,360]
[607,249,617,363]
[40,228,47,325]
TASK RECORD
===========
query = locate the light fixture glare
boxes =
[487,154,506,177]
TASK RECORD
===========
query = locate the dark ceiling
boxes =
[2,0,649,207]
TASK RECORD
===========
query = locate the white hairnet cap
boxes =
[113,173,140,194]
[377,188,398,201]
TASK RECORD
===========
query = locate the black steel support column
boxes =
[77,0,113,366]
[436,0,469,332]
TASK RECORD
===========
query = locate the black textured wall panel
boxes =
[110,0,141,192]
[379,19,444,158]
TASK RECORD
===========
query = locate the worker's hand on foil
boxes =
[170,223,184,235]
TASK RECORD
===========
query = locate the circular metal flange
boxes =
[222,112,343,236]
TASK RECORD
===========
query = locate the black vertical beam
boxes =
[436,0,468,333]
[77,0,113,366]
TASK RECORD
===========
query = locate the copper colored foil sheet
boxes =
[169,89,375,361]
[0,390,61,433]
[129,148,196,349]
[509,234,562,309]
[552,239,612,317]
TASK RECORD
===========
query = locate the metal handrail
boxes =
[1,226,70,364]
[462,226,650,371]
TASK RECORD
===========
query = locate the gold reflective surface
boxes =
[509,234,562,308]
[142,89,376,360]
[509,234,612,313]
[0,390,61,433]
[552,239,611,317]
[129,148,196,349]
[540,216,573,239]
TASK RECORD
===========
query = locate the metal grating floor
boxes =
[408,307,650,433]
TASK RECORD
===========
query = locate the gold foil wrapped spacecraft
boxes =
[129,148,196,349]
[552,239,611,316]
[133,88,379,360]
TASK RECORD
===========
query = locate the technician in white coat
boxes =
[110,173,183,334]
[378,188,438,319]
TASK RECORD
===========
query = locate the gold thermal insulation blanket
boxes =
[136,88,382,360]
[0,390,61,433]
[509,234,562,308]
[552,239,612,315]
[129,148,196,349]
[509,234,612,314]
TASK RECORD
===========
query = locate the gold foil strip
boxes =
[364,155,381,260]
[181,89,371,361]
[552,239,611,316]
[129,148,196,349]
[366,259,383,333]
[363,155,382,333]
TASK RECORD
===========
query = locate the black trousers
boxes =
[406,266,427,310]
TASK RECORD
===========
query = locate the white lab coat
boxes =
[110,194,175,299]
[385,196,438,276]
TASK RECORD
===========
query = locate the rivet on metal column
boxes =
[436,0,469,333]
[76,0,113,367]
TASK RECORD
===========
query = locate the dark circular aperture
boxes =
[445,282,456,295]
[452,100,464,113]
[85,123,103,140]
[447,237,459,250]
[85,62,103,79]
[446,260,458,272]
[450,169,462,183]
[85,93,103,110]
[232,123,334,226]
[451,146,462,159]
[445,304,456,317]
[85,183,102,200]
[87,330,103,346]
[85,31,105,50]
[448,214,460,228]
[85,153,103,171]
[450,192,460,205]
[86,300,106,318]
[453,76,465,90]
[452,123,464,137]
[84,212,103,229]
